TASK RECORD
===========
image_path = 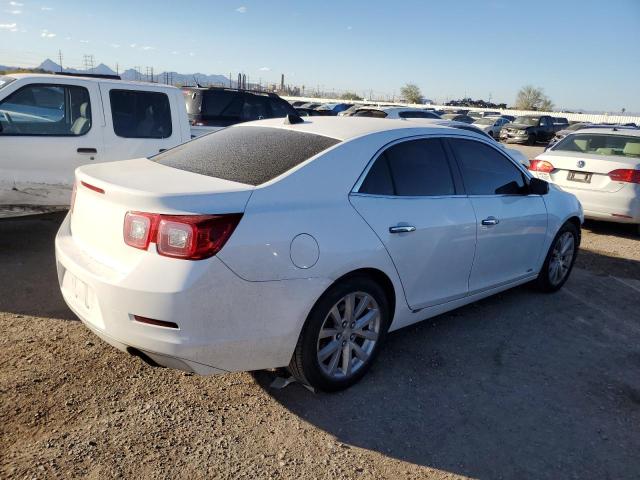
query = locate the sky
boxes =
[1,0,639,112]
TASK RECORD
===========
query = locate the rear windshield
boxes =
[553,133,640,158]
[153,126,341,185]
[353,109,387,118]
[514,116,539,125]
[0,76,15,90]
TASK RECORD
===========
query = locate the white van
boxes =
[0,73,191,216]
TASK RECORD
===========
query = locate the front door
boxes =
[350,137,477,310]
[0,78,103,208]
[447,137,548,292]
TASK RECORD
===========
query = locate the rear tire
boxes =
[527,134,536,146]
[289,276,390,392]
[535,222,580,292]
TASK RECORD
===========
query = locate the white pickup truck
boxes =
[0,73,192,217]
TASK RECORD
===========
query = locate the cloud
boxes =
[235,6,247,13]
[141,45,154,51]
[259,66,270,71]
[171,50,179,55]
[7,9,21,14]
[188,52,195,57]
[80,39,89,44]
[9,1,23,6]
[110,43,120,48]
[129,43,137,48]
[40,29,56,38]
[0,23,17,29]
[41,6,54,11]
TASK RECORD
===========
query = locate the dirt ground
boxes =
[2,191,639,478]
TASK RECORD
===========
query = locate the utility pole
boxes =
[115,63,119,76]
[82,54,94,73]
[57,50,63,71]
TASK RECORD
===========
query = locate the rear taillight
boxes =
[529,160,555,173]
[608,169,640,184]
[123,212,242,260]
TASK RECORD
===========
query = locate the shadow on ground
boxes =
[0,212,75,320]
[255,268,640,479]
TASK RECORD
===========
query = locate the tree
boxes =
[400,83,423,104]
[515,85,554,111]
[340,92,363,101]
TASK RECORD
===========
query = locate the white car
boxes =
[530,128,640,231]
[473,116,511,138]
[0,73,191,216]
[56,117,582,391]
[352,106,441,119]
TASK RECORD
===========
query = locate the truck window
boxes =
[0,84,91,136]
[109,89,172,139]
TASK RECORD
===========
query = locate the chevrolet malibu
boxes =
[56,117,583,391]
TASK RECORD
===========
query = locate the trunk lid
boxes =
[535,151,640,193]
[71,158,253,272]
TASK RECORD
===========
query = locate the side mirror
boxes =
[529,177,549,195]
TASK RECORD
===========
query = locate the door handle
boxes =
[481,216,500,226]
[77,148,97,154]
[389,225,416,234]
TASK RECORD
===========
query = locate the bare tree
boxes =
[515,85,554,111]
[400,83,423,104]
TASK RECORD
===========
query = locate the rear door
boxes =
[101,85,182,160]
[350,137,477,310]
[0,77,104,207]
[447,137,547,292]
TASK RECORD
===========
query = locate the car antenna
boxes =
[284,113,304,125]
[193,75,203,88]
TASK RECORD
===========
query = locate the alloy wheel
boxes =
[316,292,381,379]
[549,231,575,286]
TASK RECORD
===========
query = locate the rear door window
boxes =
[269,98,294,117]
[153,126,340,185]
[110,90,172,139]
[0,83,91,136]
[448,138,527,195]
[241,95,270,121]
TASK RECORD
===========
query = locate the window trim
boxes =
[109,88,173,139]
[0,82,93,137]
[443,136,535,197]
[352,134,463,198]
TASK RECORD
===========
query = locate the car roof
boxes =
[5,73,179,91]
[241,116,468,141]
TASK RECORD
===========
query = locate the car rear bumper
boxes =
[551,184,640,224]
[55,213,331,374]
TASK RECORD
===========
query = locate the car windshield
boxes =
[0,75,15,90]
[153,126,341,185]
[553,133,640,158]
[474,118,495,125]
[514,116,539,126]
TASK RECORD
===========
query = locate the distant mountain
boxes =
[34,58,233,86]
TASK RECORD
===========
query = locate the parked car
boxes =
[440,113,475,124]
[500,114,516,122]
[353,107,441,119]
[547,123,638,148]
[552,117,569,130]
[182,87,296,135]
[467,110,501,120]
[315,103,353,116]
[290,100,307,107]
[294,107,322,116]
[300,102,322,110]
[0,73,191,217]
[338,104,377,116]
[499,115,558,145]
[530,129,640,231]
[56,117,582,392]
[472,116,511,138]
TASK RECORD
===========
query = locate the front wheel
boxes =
[535,222,579,292]
[527,134,536,145]
[289,276,390,392]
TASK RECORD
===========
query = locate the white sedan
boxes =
[530,128,640,231]
[473,116,511,138]
[56,117,583,391]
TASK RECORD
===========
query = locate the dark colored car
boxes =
[500,114,515,122]
[315,103,353,116]
[183,87,297,128]
[499,115,558,145]
[440,113,475,124]
[294,107,322,116]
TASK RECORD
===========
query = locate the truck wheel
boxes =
[527,134,536,145]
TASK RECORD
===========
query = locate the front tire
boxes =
[289,276,390,392]
[527,134,536,145]
[535,222,580,292]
